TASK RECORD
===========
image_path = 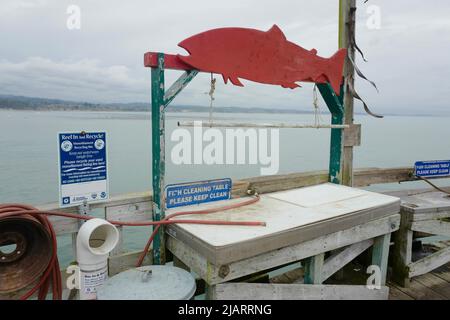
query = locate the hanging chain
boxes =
[208,73,216,127]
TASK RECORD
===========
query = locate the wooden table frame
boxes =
[393,196,450,287]
[167,214,400,300]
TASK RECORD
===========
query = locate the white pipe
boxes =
[177,121,349,129]
[76,218,119,300]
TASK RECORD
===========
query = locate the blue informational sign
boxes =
[165,178,232,209]
[58,131,109,207]
[414,160,450,178]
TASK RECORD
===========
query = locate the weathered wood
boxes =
[164,70,198,107]
[414,273,450,299]
[392,212,413,287]
[371,233,391,285]
[321,239,373,282]
[167,214,399,285]
[392,279,446,300]
[245,170,329,194]
[353,167,415,187]
[108,249,152,276]
[173,255,190,272]
[340,0,356,187]
[432,264,450,282]
[409,246,450,278]
[411,220,450,237]
[212,283,389,300]
[304,253,324,284]
[343,124,361,147]
[47,215,79,235]
[270,268,304,284]
[387,283,414,300]
[105,201,152,222]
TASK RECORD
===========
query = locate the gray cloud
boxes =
[0,0,449,115]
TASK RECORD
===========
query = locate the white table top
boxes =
[166,183,400,248]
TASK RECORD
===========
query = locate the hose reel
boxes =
[0,215,53,293]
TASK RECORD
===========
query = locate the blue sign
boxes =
[414,160,450,178]
[58,132,109,207]
[165,178,232,209]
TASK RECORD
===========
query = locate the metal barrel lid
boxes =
[97,266,196,300]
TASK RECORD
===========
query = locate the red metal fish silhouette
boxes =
[177,25,346,94]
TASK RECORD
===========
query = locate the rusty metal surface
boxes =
[176,25,346,94]
[0,215,52,293]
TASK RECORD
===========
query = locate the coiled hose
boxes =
[0,195,262,300]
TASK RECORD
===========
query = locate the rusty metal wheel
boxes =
[0,215,53,293]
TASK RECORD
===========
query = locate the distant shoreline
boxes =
[0,94,440,117]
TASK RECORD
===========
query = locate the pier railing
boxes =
[33,166,449,293]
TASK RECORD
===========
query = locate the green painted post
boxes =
[151,52,166,265]
[317,83,345,184]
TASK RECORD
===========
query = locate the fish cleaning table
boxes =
[166,183,401,299]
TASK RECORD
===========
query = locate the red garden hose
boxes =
[0,194,262,300]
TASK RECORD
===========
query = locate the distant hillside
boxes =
[0,94,312,114]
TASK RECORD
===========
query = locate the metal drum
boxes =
[96,265,196,300]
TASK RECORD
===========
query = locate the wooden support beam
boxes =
[321,239,373,282]
[409,246,450,278]
[339,0,357,187]
[304,253,325,284]
[411,220,450,237]
[392,213,413,287]
[371,233,392,285]
[164,70,198,107]
[212,283,389,300]
[151,52,166,265]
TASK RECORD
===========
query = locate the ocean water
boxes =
[1,109,450,266]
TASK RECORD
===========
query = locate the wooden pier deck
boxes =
[388,264,450,300]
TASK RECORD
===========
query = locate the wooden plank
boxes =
[232,180,251,197]
[409,246,450,278]
[212,283,389,300]
[343,124,361,147]
[321,239,373,282]
[270,268,304,284]
[413,210,450,222]
[47,215,79,235]
[387,283,414,300]
[245,170,329,194]
[108,249,152,276]
[392,279,446,300]
[37,191,152,213]
[431,264,450,282]
[411,220,450,237]
[414,273,450,299]
[353,167,414,187]
[167,214,399,285]
[105,201,152,222]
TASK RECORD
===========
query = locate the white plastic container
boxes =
[76,218,119,300]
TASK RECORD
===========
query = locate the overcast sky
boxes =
[1,0,449,115]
